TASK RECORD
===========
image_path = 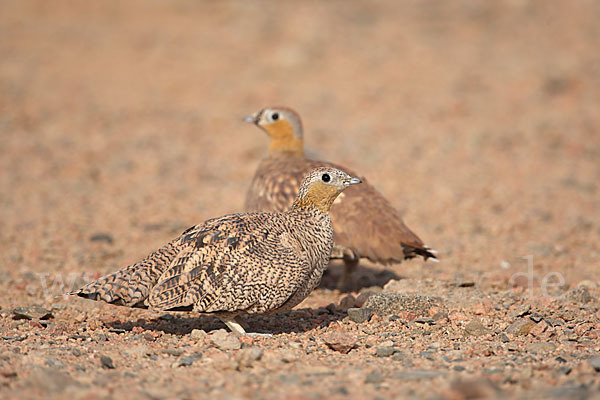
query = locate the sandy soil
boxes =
[1,1,599,399]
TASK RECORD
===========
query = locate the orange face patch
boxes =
[295,181,342,213]
[264,120,304,155]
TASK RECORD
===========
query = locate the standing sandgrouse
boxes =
[71,167,361,335]
[244,107,437,288]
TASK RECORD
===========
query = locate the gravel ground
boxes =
[1,1,600,399]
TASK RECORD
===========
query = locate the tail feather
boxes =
[402,244,439,262]
[69,239,182,307]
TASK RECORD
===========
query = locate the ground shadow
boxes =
[107,307,347,336]
[319,261,404,292]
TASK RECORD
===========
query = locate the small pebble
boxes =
[90,233,114,244]
[100,355,115,369]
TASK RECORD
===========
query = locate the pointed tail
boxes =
[69,239,182,307]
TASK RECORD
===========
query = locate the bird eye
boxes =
[271,112,279,121]
[321,173,331,183]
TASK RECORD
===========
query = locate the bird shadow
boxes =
[318,261,404,293]
[106,307,347,336]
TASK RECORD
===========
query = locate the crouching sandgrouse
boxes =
[244,106,437,288]
[71,167,360,335]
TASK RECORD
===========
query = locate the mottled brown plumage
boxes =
[71,167,360,335]
[244,107,437,285]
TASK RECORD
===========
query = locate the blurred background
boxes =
[1,0,599,299]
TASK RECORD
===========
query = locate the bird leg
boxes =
[219,315,247,336]
[338,248,359,291]
[218,315,273,337]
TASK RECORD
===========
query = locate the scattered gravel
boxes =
[1,2,599,399]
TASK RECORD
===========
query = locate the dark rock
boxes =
[414,317,435,325]
[545,318,564,327]
[108,328,126,334]
[176,355,196,367]
[100,355,115,369]
[364,293,445,317]
[12,305,52,320]
[451,280,475,287]
[529,313,544,323]
[499,333,510,343]
[557,366,572,375]
[347,307,373,323]
[90,233,114,244]
[143,332,155,342]
[555,356,567,363]
[453,365,466,372]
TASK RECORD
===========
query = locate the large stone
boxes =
[323,332,357,354]
[12,305,52,320]
[463,318,491,337]
[209,329,241,351]
[364,293,445,317]
[347,307,373,323]
[506,319,535,336]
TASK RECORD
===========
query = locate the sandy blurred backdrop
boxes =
[1,0,599,299]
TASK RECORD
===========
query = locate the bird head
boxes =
[244,107,304,155]
[292,167,361,213]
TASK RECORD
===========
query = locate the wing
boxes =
[329,178,435,263]
[147,213,312,314]
[244,157,306,212]
[245,155,435,263]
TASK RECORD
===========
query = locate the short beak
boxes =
[243,111,260,124]
[346,177,362,185]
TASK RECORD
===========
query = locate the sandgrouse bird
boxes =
[71,167,361,335]
[244,107,437,288]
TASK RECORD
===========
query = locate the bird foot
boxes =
[244,332,273,338]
